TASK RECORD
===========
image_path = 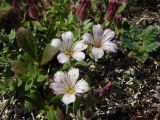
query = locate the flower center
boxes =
[64,49,73,56]
[93,40,101,48]
[66,87,75,94]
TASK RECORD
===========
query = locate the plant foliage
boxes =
[121,25,160,61]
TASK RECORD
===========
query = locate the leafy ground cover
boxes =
[0,0,160,120]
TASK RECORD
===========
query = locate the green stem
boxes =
[65,105,69,114]
[72,102,75,113]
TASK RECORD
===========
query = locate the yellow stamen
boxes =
[93,40,101,48]
[66,87,75,94]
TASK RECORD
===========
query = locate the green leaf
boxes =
[37,75,46,82]
[33,21,47,32]
[68,11,74,24]
[144,42,160,52]
[75,61,87,67]
[0,83,7,95]
[27,64,39,79]
[62,62,72,70]
[11,60,29,74]
[0,1,12,17]
[17,78,22,87]
[136,53,149,62]
[47,108,57,120]
[117,3,127,13]
[40,44,58,65]
[8,29,16,41]
[83,22,93,33]
[16,27,37,60]
[51,95,62,102]
[24,100,33,111]
[141,26,159,44]
[83,19,91,26]
[25,79,33,91]
[72,27,81,41]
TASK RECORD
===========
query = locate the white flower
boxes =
[82,24,118,59]
[49,68,89,105]
[51,31,87,64]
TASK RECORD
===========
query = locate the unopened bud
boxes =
[76,0,91,22]
[12,0,19,13]
[104,0,121,21]
[99,82,112,97]
[27,0,39,19]
[115,12,122,30]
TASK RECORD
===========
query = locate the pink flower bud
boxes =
[104,0,121,21]
[99,82,112,97]
[76,0,91,22]
[27,0,39,19]
[12,0,19,14]
[115,12,122,29]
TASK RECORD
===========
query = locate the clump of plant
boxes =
[121,25,160,61]
[1,0,160,119]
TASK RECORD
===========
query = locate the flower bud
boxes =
[27,0,39,19]
[104,0,121,21]
[12,0,19,14]
[76,0,91,22]
[99,82,112,97]
[115,12,122,30]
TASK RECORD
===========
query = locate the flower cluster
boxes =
[51,24,118,62]
[104,0,123,30]
[50,24,118,105]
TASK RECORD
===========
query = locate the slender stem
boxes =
[72,102,75,113]
[65,105,69,114]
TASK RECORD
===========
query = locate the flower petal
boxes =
[62,94,76,105]
[101,41,118,53]
[62,31,73,42]
[92,47,104,59]
[54,71,66,83]
[57,52,70,64]
[73,41,88,52]
[75,79,89,94]
[68,68,79,86]
[61,31,73,50]
[92,24,103,41]
[72,52,85,61]
[101,29,115,43]
[82,33,93,44]
[51,38,63,50]
[49,83,66,94]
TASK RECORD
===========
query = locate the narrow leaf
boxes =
[11,60,29,74]
[16,27,37,60]
[40,44,58,65]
